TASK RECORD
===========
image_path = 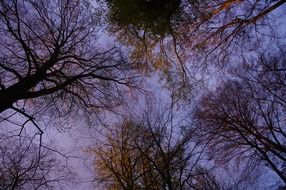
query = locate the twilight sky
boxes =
[1,0,286,189]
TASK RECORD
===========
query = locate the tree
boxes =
[0,138,72,190]
[195,49,286,186]
[0,0,139,124]
[95,0,286,103]
[102,0,285,68]
[90,102,223,190]
[0,1,141,188]
[106,0,181,36]
[177,0,286,62]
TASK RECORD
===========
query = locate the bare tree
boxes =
[0,1,141,189]
[0,138,72,190]
[195,49,286,186]
[178,0,286,63]
[0,0,139,124]
[90,102,223,190]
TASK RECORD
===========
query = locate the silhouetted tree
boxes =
[97,0,286,103]
[0,138,72,189]
[102,0,285,68]
[0,0,139,125]
[107,0,181,36]
[90,102,224,190]
[195,49,286,185]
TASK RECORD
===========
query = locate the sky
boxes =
[1,0,286,189]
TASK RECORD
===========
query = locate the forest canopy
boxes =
[0,0,285,189]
